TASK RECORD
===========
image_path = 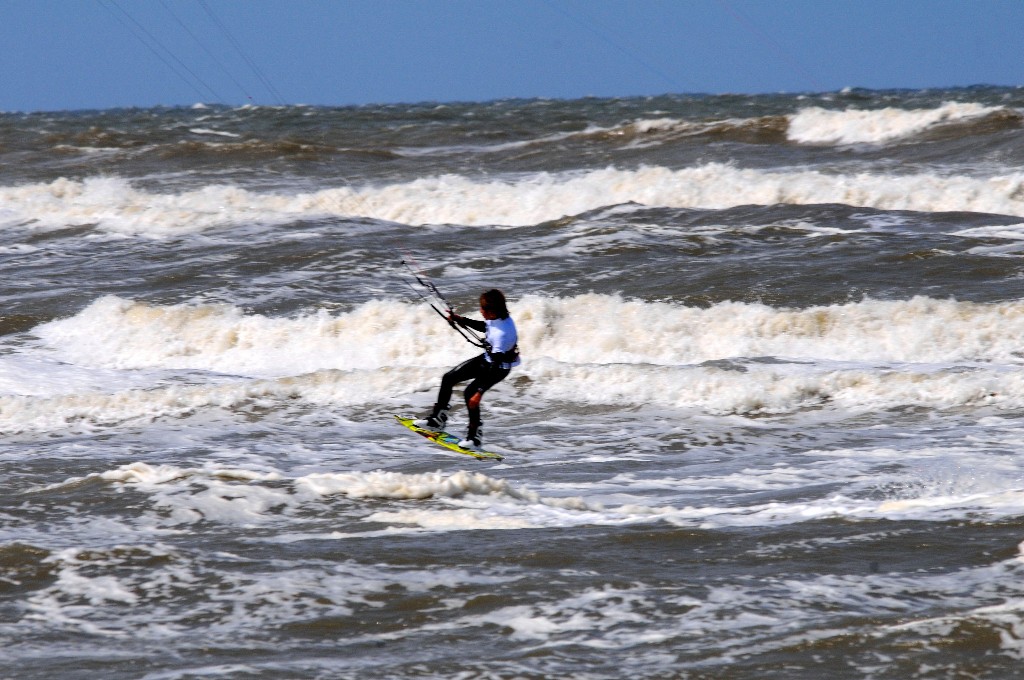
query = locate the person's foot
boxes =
[458,425,482,449]
[414,406,449,430]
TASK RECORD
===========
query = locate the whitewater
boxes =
[4,87,1024,679]
[6,161,1024,236]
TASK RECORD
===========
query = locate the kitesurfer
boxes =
[415,289,520,449]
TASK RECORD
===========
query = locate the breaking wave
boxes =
[5,161,1024,236]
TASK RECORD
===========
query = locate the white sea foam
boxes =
[32,295,1024,375]
[23,537,502,644]
[3,357,1022,433]
[521,294,1024,365]
[5,162,1024,236]
[0,367,442,433]
[788,102,1005,145]
[0,353,154,396]
[50,463,608,531]
[23,526,1024,665]
[5,294,1024,431]
[50,456,1024,533]
[953,224,1024,257]
[188,128,241,138]
[27,296,483,382]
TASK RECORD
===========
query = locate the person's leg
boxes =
[417,355,486,428]
[436,355,485,411]
[461,364,510,446]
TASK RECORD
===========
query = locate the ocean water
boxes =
[4,88,1024,678]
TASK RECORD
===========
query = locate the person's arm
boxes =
[449,313,486,333]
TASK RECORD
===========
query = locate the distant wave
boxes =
[396,116,791,157]
[18,102,1022,167]
[400,103,1022,156]
[574,116,790,147]
[575,102,1021,148]
[787,102,1021,145]
[5,163,1024,235]
[157,139,381,160]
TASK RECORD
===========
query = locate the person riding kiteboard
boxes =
[414,288,521,450]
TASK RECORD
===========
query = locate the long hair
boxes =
[479,289,509,319]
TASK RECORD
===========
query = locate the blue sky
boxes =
[3,0,1023,112]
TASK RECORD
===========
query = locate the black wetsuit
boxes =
[434,315,519,433]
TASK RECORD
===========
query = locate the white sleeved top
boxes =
[484,316,521,369]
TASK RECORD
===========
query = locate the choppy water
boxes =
[5,87,1024,678]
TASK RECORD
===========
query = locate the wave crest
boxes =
[6,162,1024,236]
[788,102,1017,145]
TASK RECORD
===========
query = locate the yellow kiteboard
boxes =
[394,415,505,461]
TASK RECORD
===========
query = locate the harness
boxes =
[487,343,520,367]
